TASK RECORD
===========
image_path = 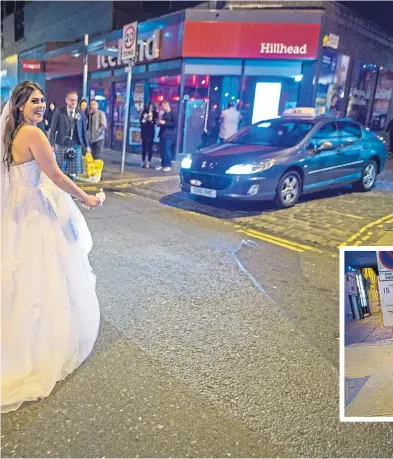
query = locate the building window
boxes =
[368,68,393,131]
[346,62,378,126]
[316,49,350,117]
[14,8,24,42]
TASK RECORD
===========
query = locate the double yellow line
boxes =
[338,213,393,247]
[236,227,321,253]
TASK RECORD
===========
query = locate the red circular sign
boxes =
[379,251,393,269]
[123,25,136,50]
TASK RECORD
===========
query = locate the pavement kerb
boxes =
[79,174,179,192]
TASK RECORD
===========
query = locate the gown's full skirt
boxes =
[1,160,100,413]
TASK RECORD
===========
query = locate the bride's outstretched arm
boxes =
[26,125,98,206]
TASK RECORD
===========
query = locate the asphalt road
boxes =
[2,192,392,458]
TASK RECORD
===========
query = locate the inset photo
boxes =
[340,247,393,422]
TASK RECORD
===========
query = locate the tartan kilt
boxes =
[55,144,85,175]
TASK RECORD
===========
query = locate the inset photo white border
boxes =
[340,245,393,423]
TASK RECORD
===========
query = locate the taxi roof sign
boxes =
[283,107,316,118]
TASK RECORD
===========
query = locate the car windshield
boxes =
[227,119,314,148]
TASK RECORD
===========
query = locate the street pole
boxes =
[82,33,89,100]
[121,61,133,174]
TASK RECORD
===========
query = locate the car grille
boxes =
[183,171,232,190]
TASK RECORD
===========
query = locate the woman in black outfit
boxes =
[140,102,157,168]
[44,102,56,134]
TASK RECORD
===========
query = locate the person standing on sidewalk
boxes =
[88,100,107,160]
[157,101,176,172]
[140,101,157,168]
[44,102,56,135]
[49,90,91,181]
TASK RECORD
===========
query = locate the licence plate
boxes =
[190,186,217,198]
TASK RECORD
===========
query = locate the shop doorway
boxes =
[111,81,127,151]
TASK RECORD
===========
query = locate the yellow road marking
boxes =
[80,185,99,191]
[242,227,322,253]
[338,213,393,247]
[114,192,128,197]
[237,229,305,253]
[116,176,178,187]
[115,183,132,189]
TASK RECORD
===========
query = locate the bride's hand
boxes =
[82,195,100,209]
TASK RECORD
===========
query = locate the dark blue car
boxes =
[180,109,388,208]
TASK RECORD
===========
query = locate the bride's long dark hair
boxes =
[2,81,44,170]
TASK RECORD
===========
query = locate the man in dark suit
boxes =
[49,90,91,180]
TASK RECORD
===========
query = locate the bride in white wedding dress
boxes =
[1,82,101,413]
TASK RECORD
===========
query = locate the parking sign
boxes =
[377,251,393,326]
[122,22,137,61]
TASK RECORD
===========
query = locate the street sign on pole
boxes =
[122,22,137,61]
[377,251,393,326]
[120,22,138,174]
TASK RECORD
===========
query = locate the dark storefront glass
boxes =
[316,49,350,116]
[369,68,393,131]
[90,76,117,149]
[128,80,146,147]
[180,74,240,152]
[240,76,299,127]
[146,75,181,145]
[346,62,378,126]
[111,82,127,149]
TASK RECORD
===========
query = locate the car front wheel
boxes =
[353,159,377,192]
[275,170,302,209]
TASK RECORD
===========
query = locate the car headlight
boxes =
[181,156,192,169]
[225,159,275,175]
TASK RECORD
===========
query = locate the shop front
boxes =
[315,19,393,132]
[1,54,18,109]
[92,14,321,154]
[88,21,183,151]
[43,8,322,154]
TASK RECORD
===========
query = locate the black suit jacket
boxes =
[49,107,90,148]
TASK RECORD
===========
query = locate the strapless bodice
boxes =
[9,160,41,188]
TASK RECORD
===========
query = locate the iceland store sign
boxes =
[97,30,161,69]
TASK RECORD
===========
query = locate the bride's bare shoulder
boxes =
[14,125,46,146]
[17,124,45,138]
[12,126,47,161]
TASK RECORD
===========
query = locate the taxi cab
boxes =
[179,108,388,208]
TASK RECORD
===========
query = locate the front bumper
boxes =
[179,169,278,201]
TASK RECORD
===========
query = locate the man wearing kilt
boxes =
[49,90,91,181]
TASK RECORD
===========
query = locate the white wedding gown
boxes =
[1,159,100,413]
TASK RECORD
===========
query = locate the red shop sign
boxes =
[182,22,320,60]
[22,59,43,73]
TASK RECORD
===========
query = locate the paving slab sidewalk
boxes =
[345,312,393,418]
